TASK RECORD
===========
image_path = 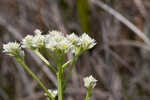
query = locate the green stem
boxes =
[15,57,54,100]
[56,52,64,100]
[62,56,78,90]
[62,47,83,90]
[85,88,92,100]
[62,58,73,69]
[57,71,63,100]
[34,49,57,73]
[57,62,63,100]
[42,48,57,65]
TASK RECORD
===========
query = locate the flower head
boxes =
[49,31,65,42]
[67,33,80,45]
[3,42,24,58]
[83,75,97,88]
[34,29,42,35]
[57,38,72,53]
[79,33,96,50]
[49,30,63,37]
[45,37,58,51]
[22,35,34,49]
[22,33,45,49]
[45,31,72,53]
[44,89,58,98]
[32,34,45,48]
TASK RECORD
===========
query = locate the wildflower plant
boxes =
[3,29,97,100]
[84,75,97,100]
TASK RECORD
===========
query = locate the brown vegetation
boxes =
[1,0,150,100]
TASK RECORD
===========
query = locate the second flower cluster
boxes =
[22,29,96,54]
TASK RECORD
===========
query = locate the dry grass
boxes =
[1,0,150,100]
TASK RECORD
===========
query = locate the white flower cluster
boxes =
[66,33,80,45]
[45,31,72,53]
[83,75,97,88]
[21,35,33,48]
[44,89,58,98]
[22,29,45,49]
[22,29,96,54]
[3,42,24,57]
[80,33,96,49]
[34,29,42,35]
[3,29,96,56]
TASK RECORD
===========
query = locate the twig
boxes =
[110,40,150,51]
[133,0,147,18]
[90,0,150,46]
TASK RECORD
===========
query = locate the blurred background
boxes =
[1,0,150,100]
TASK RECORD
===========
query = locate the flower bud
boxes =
[34,29,42,35]
[79,33,96,50]
[67,33,80,45]
[83,75,97,88]
[32,34,45,48]
[3,42,24,58]
[22,35,34,49]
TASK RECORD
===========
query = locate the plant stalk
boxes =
[57,62,63,100]
[34,49,56,73]
[62,56,77,90]
[85,88,92,100]
[57,53,63,100]
[42,47,57,64]
[15,57,54,100]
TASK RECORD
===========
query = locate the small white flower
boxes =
[44,89,58,98]
[32,34,45,48]
[34,29,42,35]
[57,38,72,53]
[45,37,58,51]
[22,35,34,49]
[3,42,24,57]
[83,75,97,88]
[67,33,80,45]
[3,42,20,53]
[22,34,45,49]
[45,31,73,53]
[49,30,63,36]
[79,33,96,49]
[54,35,65,42]
[49,30,65,42]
